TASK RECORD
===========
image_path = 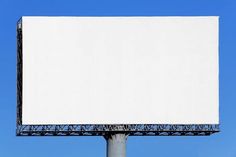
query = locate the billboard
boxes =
[17,16,219,136]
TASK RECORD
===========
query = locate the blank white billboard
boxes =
[21,16,219,125]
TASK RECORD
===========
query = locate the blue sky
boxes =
[0,0,235,157]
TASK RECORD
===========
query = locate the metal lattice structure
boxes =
[16,19,219,136]
[17,124,219,136]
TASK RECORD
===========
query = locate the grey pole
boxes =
[105,134,128,157]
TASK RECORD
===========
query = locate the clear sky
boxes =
[0,0,235,157]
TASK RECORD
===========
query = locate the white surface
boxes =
[22,16,219,125]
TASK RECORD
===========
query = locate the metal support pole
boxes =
[104,134,128,157]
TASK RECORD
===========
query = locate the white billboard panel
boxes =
[21,16,219,125]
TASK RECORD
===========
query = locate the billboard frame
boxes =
[16,18,219,136]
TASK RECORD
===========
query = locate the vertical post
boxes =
[105,134,128,157]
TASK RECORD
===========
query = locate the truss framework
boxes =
[17,124,219,136]
[16,18,219,137]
